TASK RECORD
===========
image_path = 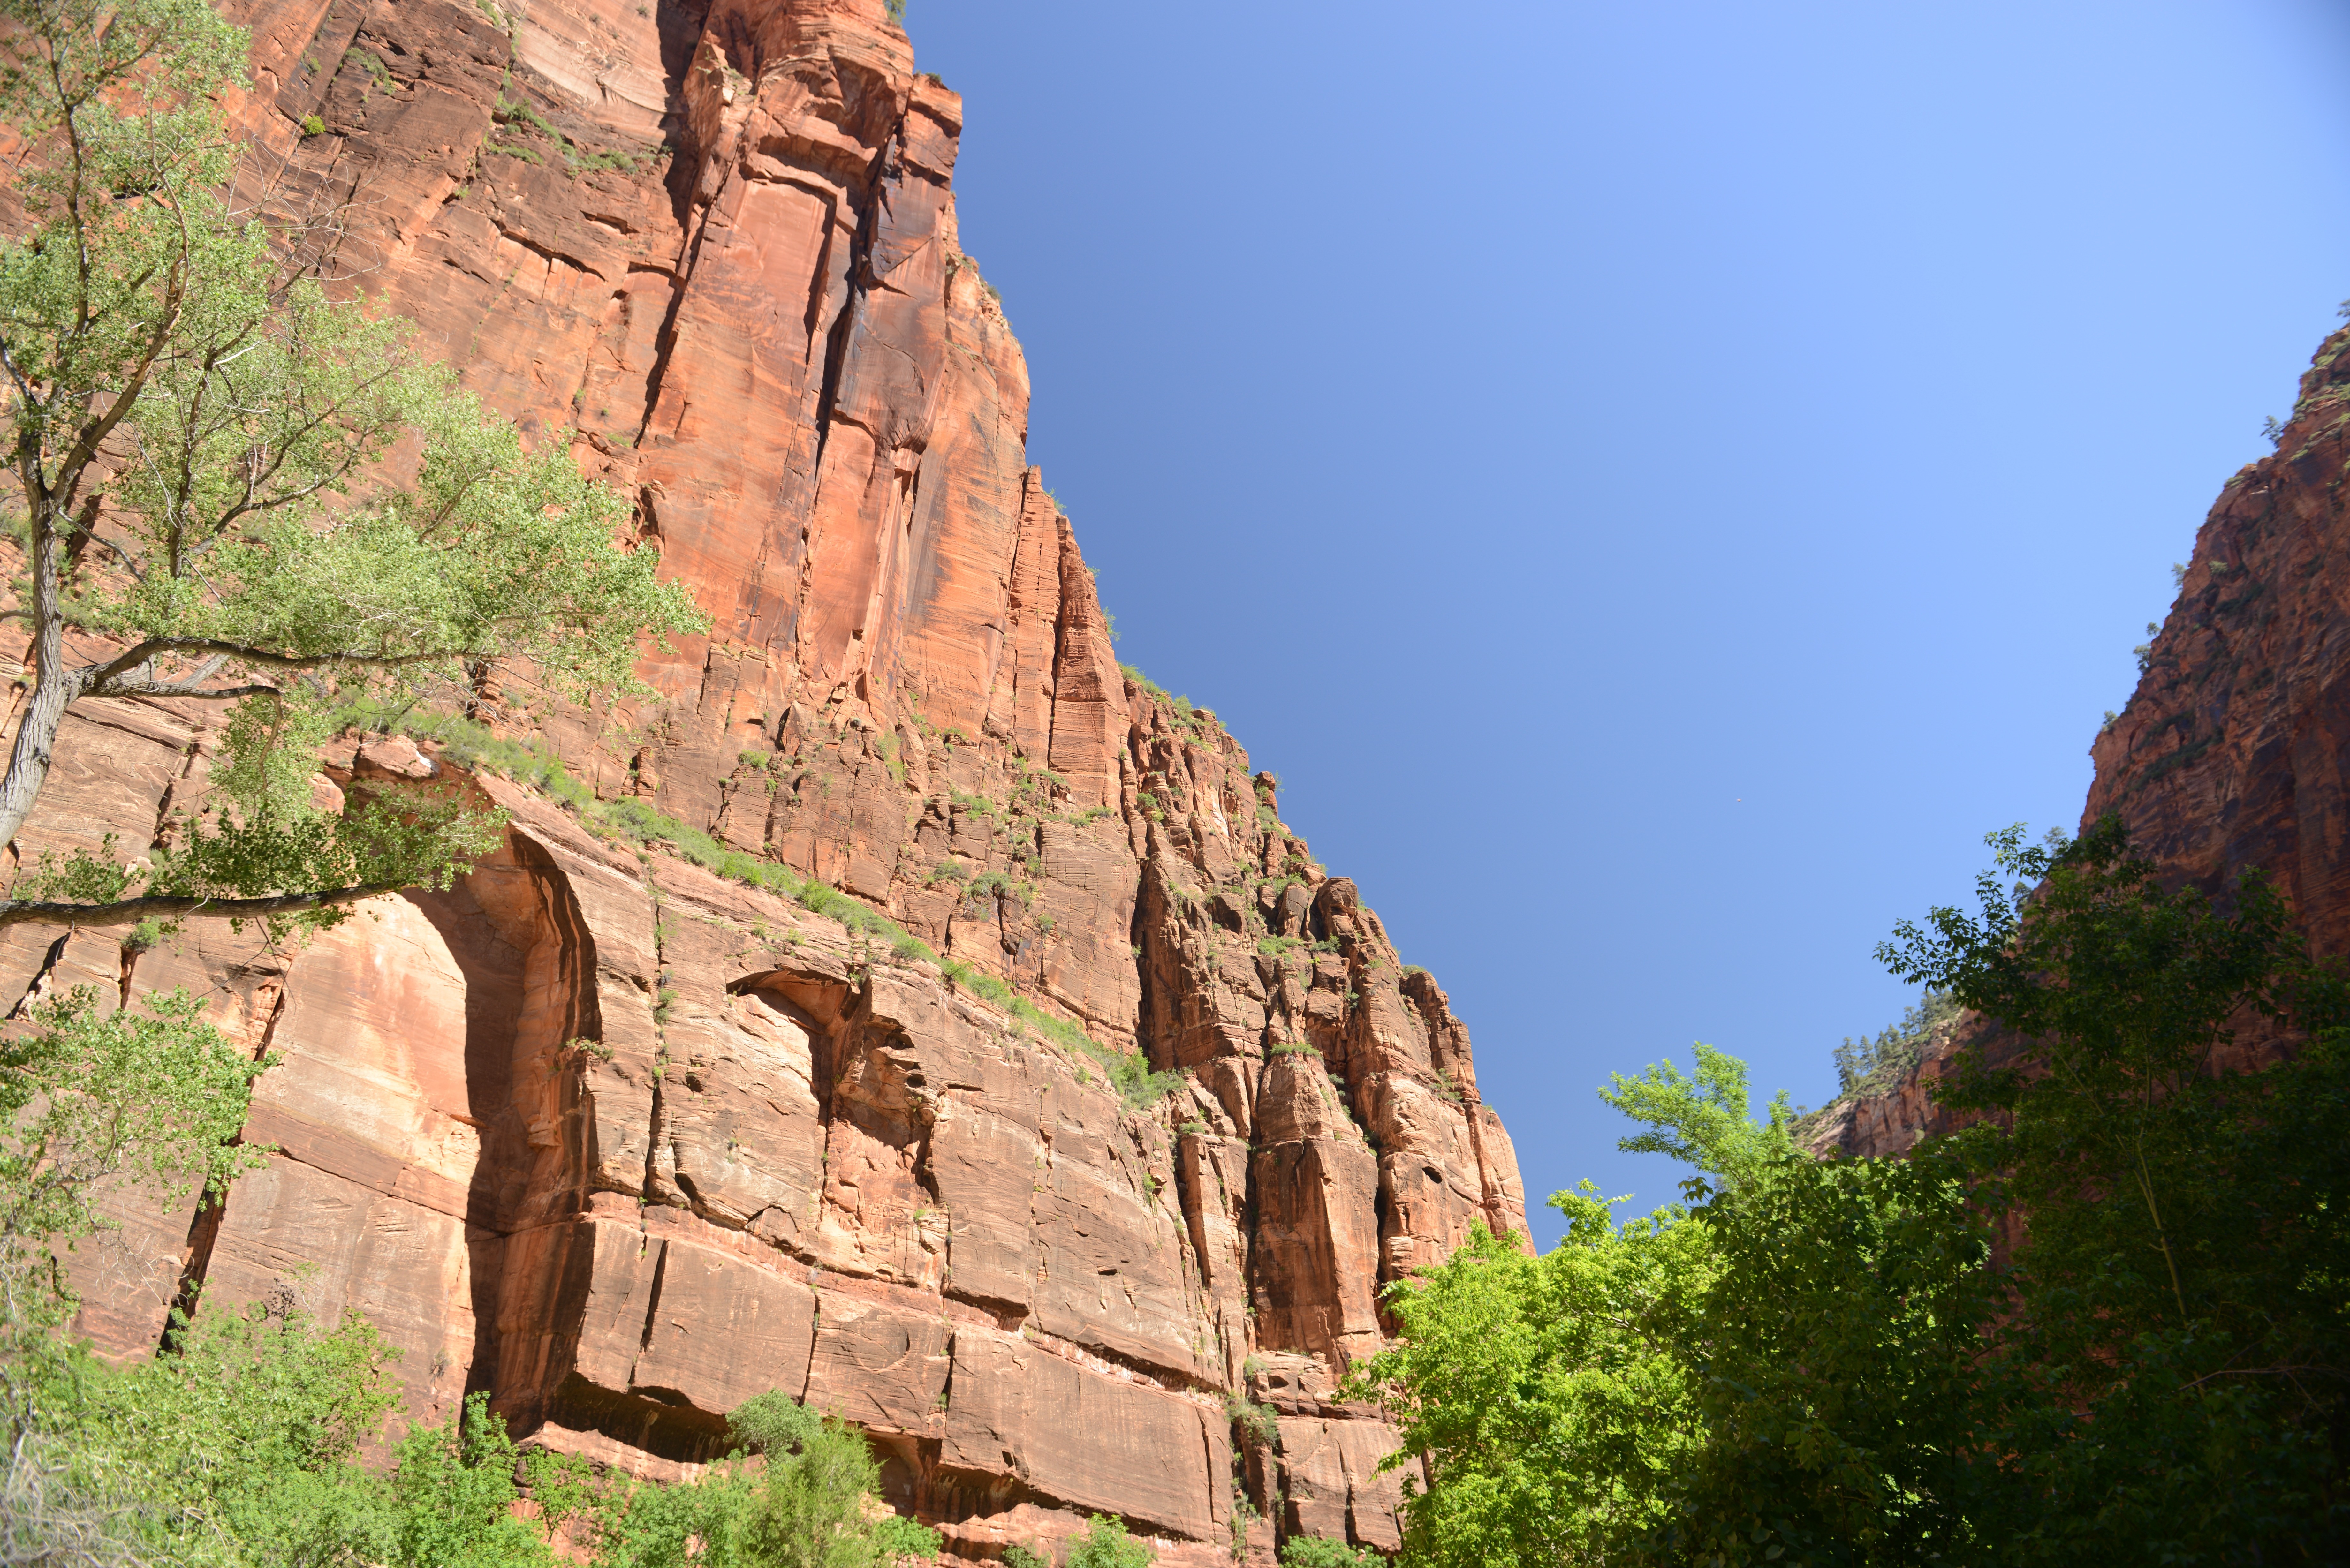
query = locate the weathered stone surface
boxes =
[942,1326,1226,1543]
[8,0,1526,1556]
[806,1287,951,1434]
[1276,1414,1419,1552]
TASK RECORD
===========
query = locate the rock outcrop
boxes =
[1813,321,2350,1159]
[13,0,1527,1560]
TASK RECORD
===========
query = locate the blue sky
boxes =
[911,0,2350,1241]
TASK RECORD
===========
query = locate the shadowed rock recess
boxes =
[21,0,1526,1560]
[1812,321,2350,1161]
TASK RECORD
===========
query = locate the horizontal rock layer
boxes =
[13,0,1527,1559]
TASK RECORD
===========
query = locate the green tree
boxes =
[1598,1040,1796,1187]
[1348,1189,1711,1568]
[386,1392,556,1567]
[0,986,264,1306]
[17,1278,567,1566]
[1280,1538,1383,1567]
[0,0,704,933]
[1644,1149,2009,1566]
[1882,817,2350,1559]
[0,985,270,1565]
[1361,1044,2015,1568]
[593,1392,931,1568]
[1064,1514,1153,1568]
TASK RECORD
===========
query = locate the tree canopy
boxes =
[0,0,704,934]
[1353,817,2350,1564]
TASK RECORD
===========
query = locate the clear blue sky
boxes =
[912,0,2350,1242]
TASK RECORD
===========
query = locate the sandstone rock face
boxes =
[11,0,1527,1558]
[1815,323,2350,1159]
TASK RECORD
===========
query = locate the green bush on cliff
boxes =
[591,1391,928,1568]
[1064,1514,1154,1568]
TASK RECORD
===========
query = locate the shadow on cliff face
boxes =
[404,830,602,1409]
[403,879,530,1403]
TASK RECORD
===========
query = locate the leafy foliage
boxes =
[1064,1514,1153,1568]
[20,1299,942,1568]
[1348,1189,1710,1566]
[0,0,704,921]
[1647,1149,2009,1565]
[1280,1538,1384,1567]
[592,1391,916,1568]
[1362,816,2350,1565]
[1597,1041,1795,1186]
[1878,816,2350,1559]
[0,988,265,1305]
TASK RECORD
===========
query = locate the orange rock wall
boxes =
[1815,322,2350,1159]
[16,1,1527,1560]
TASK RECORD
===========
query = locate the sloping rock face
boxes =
[1814,322,2350,1158]
[17,0,1527,1559]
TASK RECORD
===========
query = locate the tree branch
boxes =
[77,637,457,692]
[0,885,403,930]
[89,677,278,700]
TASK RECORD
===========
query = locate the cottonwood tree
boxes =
[0,0,703,931]
[0,4,702,1551]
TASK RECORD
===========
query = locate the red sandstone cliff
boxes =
[12,1,1526,1560]
[1811,321,2350,1160]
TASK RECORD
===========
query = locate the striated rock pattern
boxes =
[16,0,1527,1559]
[1815,322,2350,1159]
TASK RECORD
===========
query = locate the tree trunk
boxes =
[0,495,77,853]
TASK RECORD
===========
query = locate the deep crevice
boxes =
[807,116,904,478]
[158,980,289,1353]
[7,933,69,1019]
[636,1237,669,1352]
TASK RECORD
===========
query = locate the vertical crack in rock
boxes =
[7,934,69,1020]
[160,976,289,1352]
[636,1235,669,1353]
[807,143,889,478]
[641,883,672,1206]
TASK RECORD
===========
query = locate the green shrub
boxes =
[1066,1514,1154,1568]
[1282,1539,1382,1567]
[300,112,325,135]
[388,1393,552,1566]
[872,1513,941,1558]
[1223,1393,1279,1445]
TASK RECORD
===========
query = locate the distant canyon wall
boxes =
[1812,324,2350,1159]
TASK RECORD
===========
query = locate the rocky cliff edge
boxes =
[8,0,1526,1561]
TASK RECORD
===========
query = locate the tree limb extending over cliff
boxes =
[0,0,705,930]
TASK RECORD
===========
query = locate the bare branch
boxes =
[90,678,277,700]
[0,884,404,929]
[72,637,462,699]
